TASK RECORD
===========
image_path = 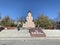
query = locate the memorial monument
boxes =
[23,11,35,28]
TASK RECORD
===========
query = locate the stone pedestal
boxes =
[0,28,31,37]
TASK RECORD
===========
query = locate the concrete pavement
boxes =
[0,38,60,45]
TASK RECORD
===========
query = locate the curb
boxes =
[0,37,60,40]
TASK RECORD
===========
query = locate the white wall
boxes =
[0,29,60,37]
[43,29,60,37]
[0,29,31,37]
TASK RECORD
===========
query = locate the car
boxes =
[0,27,5,32]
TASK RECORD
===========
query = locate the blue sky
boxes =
[0,0,60,20]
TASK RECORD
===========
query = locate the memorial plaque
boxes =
[29,28,46,37]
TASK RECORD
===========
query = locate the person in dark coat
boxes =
[17,26,20,31]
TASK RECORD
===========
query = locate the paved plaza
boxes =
[0,38,60,45]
